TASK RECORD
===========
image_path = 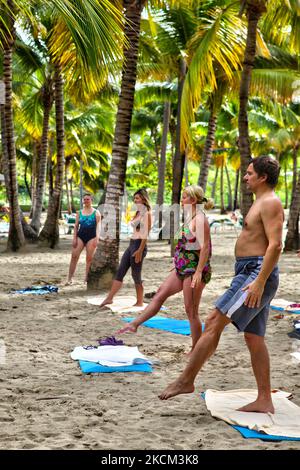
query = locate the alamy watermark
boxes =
[98,201,205,250]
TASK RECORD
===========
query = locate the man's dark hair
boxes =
[251,155,280,188]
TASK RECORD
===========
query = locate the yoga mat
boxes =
[200,392,300,441]
[78,360,152,374]
[123,316,205,335]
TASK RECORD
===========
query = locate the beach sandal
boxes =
[97,336,124,346]
[288,330,300,340]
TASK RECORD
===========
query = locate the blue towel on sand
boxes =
[11,285,58,295]
[200,393,300,441]
[79,360,152,374]
[271,306,300,314]
[232,425,300,441]
[123,316,205,335]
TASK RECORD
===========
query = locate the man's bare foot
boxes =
[99,298,113,309]
[158,379,195,400]
[64,279,73,286]
[133,302,144,307]
[237,399,275,414]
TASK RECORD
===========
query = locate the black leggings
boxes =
[115,239,147,285]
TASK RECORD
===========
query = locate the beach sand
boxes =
[0,228,300,450]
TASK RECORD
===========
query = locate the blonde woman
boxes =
[99,188,152,308]
[117,185,214,355]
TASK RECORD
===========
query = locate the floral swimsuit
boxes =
[174,221,212,284]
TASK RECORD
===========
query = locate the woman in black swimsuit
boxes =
[66,194,101,284]
[99,188,152,308]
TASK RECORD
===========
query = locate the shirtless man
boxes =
[159,156,283,414]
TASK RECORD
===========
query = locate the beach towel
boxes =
[205,389,300,439]
[87,295,136,308]
[10,285,58,295]
[70,345,152,367]
[78,360,152,374]
[110,303,148,314]
[122,316,205,335]
[232,425,300,441]
[290,352,300,362]
[270,298,300,314]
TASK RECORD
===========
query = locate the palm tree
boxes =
[0,0,124,250]
[238,0,267,218]
[88,0,147,289]
[285,172,300,251]
[1,0,26,250]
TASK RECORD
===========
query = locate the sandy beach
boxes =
[0,227,300,450]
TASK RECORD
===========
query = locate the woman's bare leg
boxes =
[67,238,85,283]
[117,271,183,333]
[99,280,123,308]
[183,277,205,354]
[134,283,144,306]
[85,238,97,282]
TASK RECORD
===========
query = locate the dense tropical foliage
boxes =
[0,0,299,287]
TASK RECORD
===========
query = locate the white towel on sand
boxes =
[71,345,152,367]
[205,389,300,438]
[270,298,294,310]
[87,295,137,308]
[109,303,147,313]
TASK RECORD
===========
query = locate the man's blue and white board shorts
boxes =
[215,256,279,336]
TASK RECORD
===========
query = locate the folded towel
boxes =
[270,298,300,314]
[205,389,300,438]
[78,360,152,374]
[71,345,152,367]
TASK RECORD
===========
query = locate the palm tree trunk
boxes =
[156,100,170,240]
[30,141,38,218]
[170,57,187,256]
[292,144,299,199]
[70,177,76,213]
[233,168,240,210]
[0,104,10,197]
[284,169,300,251]
[220,163,225,214]
[225,164,233,210]
[65,162,72,215]
[2,3,26,251]
[24,159,31,200]
[211,166,219,200]
[198,110,217,192]
[48,139,54,198]
[30,80,53,233]
[88,0,146,290]
[238,1,267,219]
[284,162,288,209]
[38,64,65,248]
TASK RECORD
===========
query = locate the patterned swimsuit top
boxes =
[79,210,97,238]
[174,215,212,283]
[79,210,96,228]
